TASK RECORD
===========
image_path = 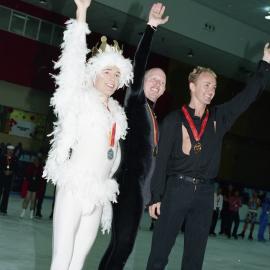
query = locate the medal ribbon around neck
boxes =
[181,105,209,144]
[6,155,11,170]
[109,122,116,148]
[107,122,116,160]
[147,103,159,147]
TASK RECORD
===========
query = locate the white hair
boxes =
[85,47,133,89]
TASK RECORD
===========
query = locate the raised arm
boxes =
[51,0,92,119]
[216,43,270,135]
[75,0,92,22]
[125,2,169,105]
[44,0,92,178]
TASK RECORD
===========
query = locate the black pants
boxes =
[146,178,214,270]
[99,175,143,270]
[35,184,46,215]
[219,207,230,235]
[228,211,240,237]
[209,208,220,234]
[0,175,13,213]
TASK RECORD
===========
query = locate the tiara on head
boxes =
[91,36,123,56]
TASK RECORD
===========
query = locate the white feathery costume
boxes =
[43,19,133,270]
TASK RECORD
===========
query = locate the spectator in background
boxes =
[20,156,42,219]
[0,145,17,215]
[0,143,6,157]
[219,184,233,235]
[49,186,56,220]
[35,153,47,218]
[238,191,260,240]
[257,194,270,242]
[209,187,223,236]
[14,142,23,160]
[227,189,242,239]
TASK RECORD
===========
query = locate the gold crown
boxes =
[91,36,123,56]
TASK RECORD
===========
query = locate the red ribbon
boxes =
[109,122,116,147]
[181,105,209,142]
[147,103,159,147]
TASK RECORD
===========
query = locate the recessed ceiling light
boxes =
[111,21,118,31]
[187,49,193,58]
[265,14,270,20]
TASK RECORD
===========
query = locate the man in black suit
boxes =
[99,3,168,270]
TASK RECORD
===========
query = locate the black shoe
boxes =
[233,234,238,240]
[248,235,253,240]
[238,233,245,239]
[209,232,217,236]
[49,213,53,220]
[0,211,7,216]
[258,238,266,242]
[35,213,43,218]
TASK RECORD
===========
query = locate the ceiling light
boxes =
[40,0,48,4]
[112,22,118,31]
[187,49,193,58]
[265,12,270,20]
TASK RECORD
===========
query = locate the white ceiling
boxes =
[21,0,270,86]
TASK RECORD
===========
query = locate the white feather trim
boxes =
[43,19,128,233]
[85,51,133,89]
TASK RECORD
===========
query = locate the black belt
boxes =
[176,174,214,185]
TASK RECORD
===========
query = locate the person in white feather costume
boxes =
[43,0,133,269]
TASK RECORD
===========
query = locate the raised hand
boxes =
[148,2,169,28]
[263,42,270,63]
[74,0,92,10]
[74,0,92,22]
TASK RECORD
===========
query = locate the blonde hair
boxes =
[188,66,217,84]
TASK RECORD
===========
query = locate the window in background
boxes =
[0,6,11,31]
[25,16,40,40]
[10,12,26,35]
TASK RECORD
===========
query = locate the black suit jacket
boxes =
[117,25,156,204]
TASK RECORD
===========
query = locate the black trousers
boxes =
[219,207,230,235]
[0,175,13,213]
[99,175,143,270]
[209,208,220,234]
[228,211,240,237]
[146,177,214,270]
[35,184,46,215]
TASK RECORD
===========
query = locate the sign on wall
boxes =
[0,105,46,140]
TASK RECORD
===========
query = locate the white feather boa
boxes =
[43,19,128,233]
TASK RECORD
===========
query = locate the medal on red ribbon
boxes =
[108,122,116,160]
[147,103,159,157]
[6,156,11,170]
[181,105,209,154]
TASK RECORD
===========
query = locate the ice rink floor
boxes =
[0,194,269,270]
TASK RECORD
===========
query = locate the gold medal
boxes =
[194,142,202,154]
[181,105,209,155]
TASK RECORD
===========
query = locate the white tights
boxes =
[50,188,102,270]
